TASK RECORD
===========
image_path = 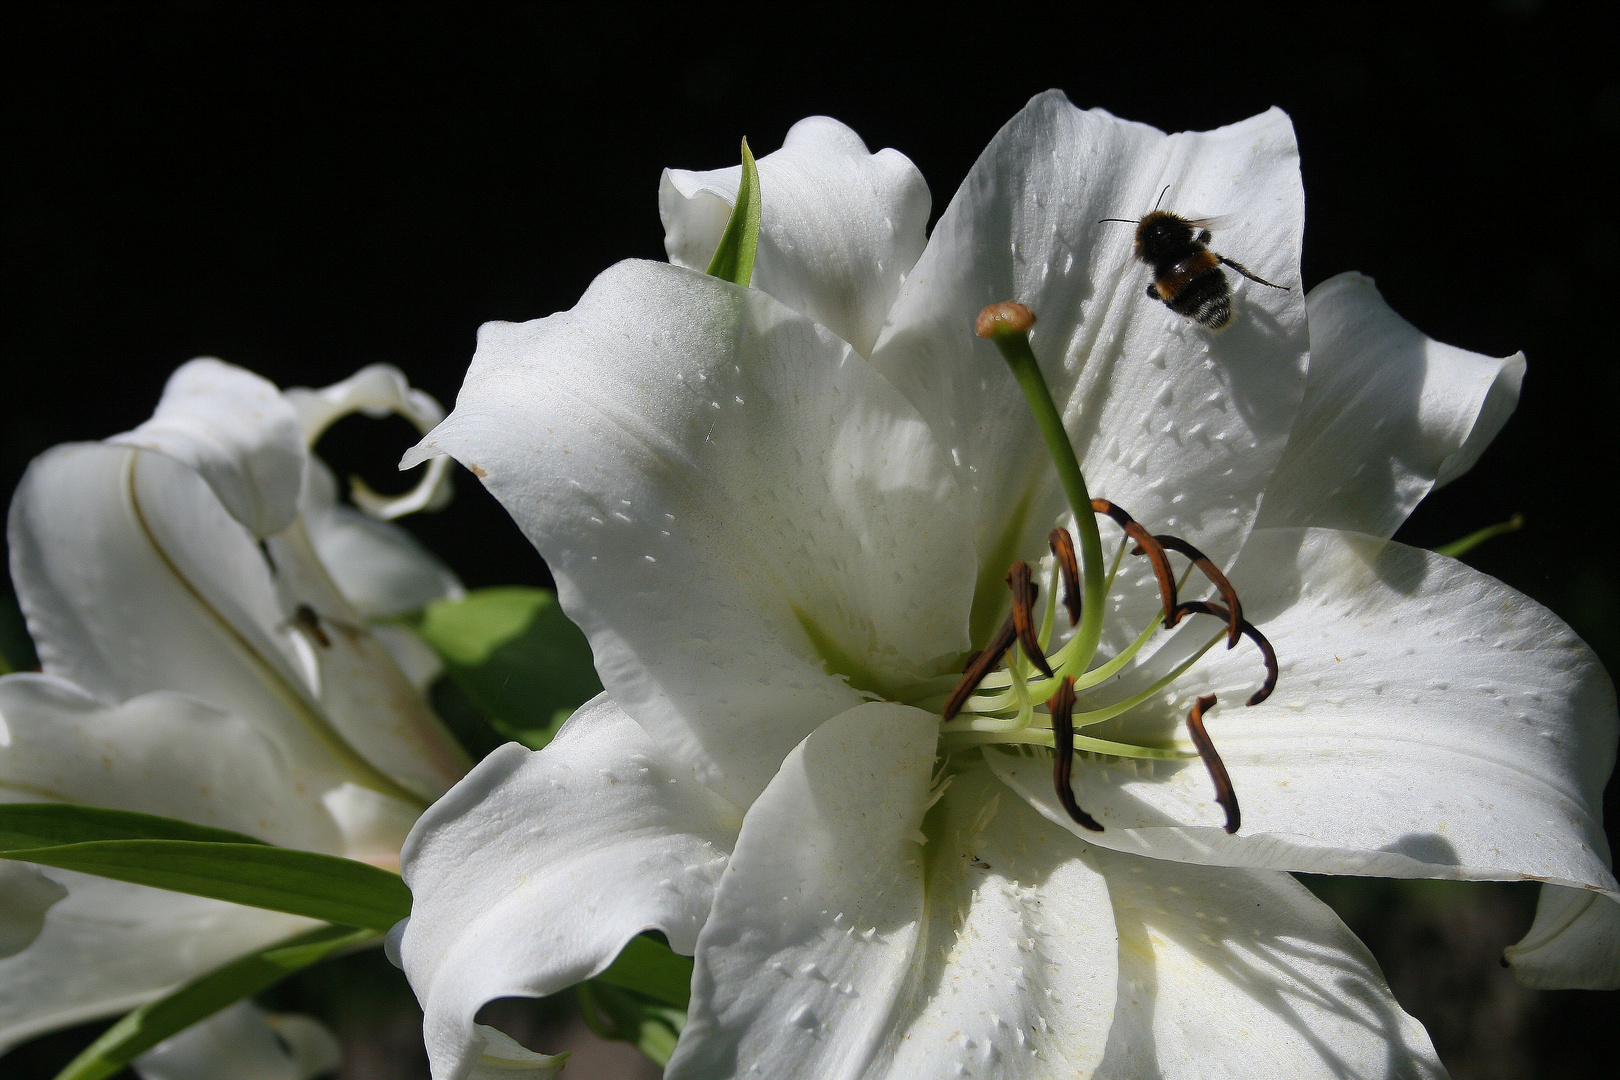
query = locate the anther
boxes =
[1005,560,1053,678]
[1048,528,1083,627]
[943,615,1018,721]
[1091,499,1178,626]
[1185,694,1240,833]
[1153,534,1242,648]
[1172,600,1278,706]
[1048,677,1103,832]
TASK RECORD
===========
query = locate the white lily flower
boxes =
[396,92,1615,1078]
[0,358,471,1052]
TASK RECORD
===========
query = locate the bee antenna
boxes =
[1096,218,1138,225]
[1153,184,1170,210]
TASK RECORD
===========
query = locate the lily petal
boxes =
[300,458,463,620]
[0,863,65,958]
[992,528,1617,930]
[1503,879,1620,991]
[109,358,305,539]
[669,707,1117,1080]
[10,443,355,789]
[134,1000,341,1080]
[285,363,453,521]
[871,91,1308,632]
[1088,845,1445,1078]
[1255,272,1526,537]
[406,260,977,805]
[0,675,344,851]
[661,116,931,358]
[0,872,311,1053]
[463,1025,568,1079]
[396,694,739,1080]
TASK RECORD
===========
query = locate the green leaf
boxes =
[1,805,410,931]
[595,933,693,1009]
[704,137,761,287]
[413,587,602,751]
[576,981,685,1068]
[53,923,374,1080]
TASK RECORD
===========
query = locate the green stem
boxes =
[989,330,1107,668]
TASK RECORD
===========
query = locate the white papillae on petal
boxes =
[0,871,311,1053]
[300,457,463,619]
[871,92,1308,639]
[992,529,1617,916]
[461,1025,568,1080]
[287,362,454,520]
[0,676,344,852]
[406,260,977,805]
[1504,880,1620,991]
[670,710,1118,1080]
[1255,272,1525,537]
[109,358,305,539]
[1088,847,1444,1078]
[134,1001,341,1080]
[0,863,65,958]
[398,696,739,1080]
[660,116,931,358]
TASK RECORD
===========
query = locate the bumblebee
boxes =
[1102,191,1286,329]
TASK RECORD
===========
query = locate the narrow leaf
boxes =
[0,802,267,850]
[704,137,761,287]
[413,587,602,751]
[594,933,694,1009]
[577,981,685,1068]
[54,923,374,1080]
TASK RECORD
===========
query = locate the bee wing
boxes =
[1182,213,1240,234]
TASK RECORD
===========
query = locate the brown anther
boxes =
[1091,499,1178,627]
[943,615,1018,721]
[1048,676,1103,832]
[1048,527,1083,627]
[1005,560,1053,678]
[291,603,331,649]
[1154,534,1242,648]
[1185,694,1240,833]
[1171,600,1278,706]
[975,301,1036,339]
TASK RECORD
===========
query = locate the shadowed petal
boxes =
[134,1001,341,1080]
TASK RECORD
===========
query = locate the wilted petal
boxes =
[0,675,344,851]
[1255,272,1525,537]
[397,695,739,1080]
[300,457,462,620]
[669,708,1117,1080]
[406,260,976,805]
[0,872,311,1053]
[109,358,305,539]
[872,91,1307,636]
[1088,847,1444,1078]
[0,863,65,958]
[991,529,1617,924]
[285,363,452,520]
[134,1001,341,1080]
[661,116,931,358]
[1503,881,1620,991]
[10,443,353,788]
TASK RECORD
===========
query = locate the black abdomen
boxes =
[1164,268,1231,329]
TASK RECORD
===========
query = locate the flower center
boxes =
[927,303,1278,835]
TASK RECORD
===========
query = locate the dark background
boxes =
[3,2,1616,1077]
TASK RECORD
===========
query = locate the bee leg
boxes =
[1145,282,1162,302]
[1218,256,1288,291]
[1196,229,1211,244]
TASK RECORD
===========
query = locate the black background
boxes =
[3,2,1617,1077]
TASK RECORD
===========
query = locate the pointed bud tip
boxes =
[975,302,1036,339]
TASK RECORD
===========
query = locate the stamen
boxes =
[1048,527,1083,627]
[1154,534,1242,647]
[1184,694,1240,833]
[1047,677,1103,832]
[1091,499,1177,626]
[1005,561,1054,678]
[1171,600,1278,706]
[944,614,1018,721]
